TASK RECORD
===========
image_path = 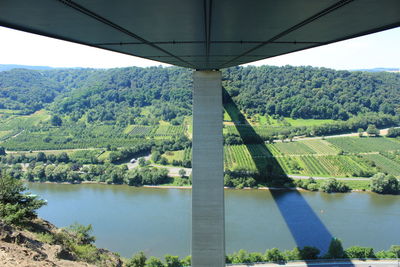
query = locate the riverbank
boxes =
[3,216,399,267]
[230,259,400,267]
[28,182,400,258]
[27,180,380,194]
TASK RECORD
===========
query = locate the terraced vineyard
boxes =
[275,156,292,173]
[0,110,50,132]
[246,144,272,157]
[298,155,329,176]
[302,140,338,154]
[183,147,191,161]
[224,145,257,171]
[0,130,14,141]
[224,125,288,140]
[128,125,154,136]
[154,125,185,136]
[254,126,287,139]
[224,125,239,135]
[223,145,372,177]
[220,136,397,177]
[265,144,282,156]
[224,125,249,136]
[362,154,400,176]
[272,142,315,155]
[125,125,185,137]
[318,155,367,177]
[327,137,400,153]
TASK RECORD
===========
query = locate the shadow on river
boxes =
[223,88,335,256]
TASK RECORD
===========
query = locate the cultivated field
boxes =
[127,125,154,136]
[327,137,400,153]
[362,154,400,176]
[159,134,400,178]
[302,140,339,154]
[154,125,185,136]
[272,142,315,155]
[221,136,400,178]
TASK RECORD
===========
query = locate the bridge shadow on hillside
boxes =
[223,88,335,257]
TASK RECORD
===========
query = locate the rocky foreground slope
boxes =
[0,219,122,267]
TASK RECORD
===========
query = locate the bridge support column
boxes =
[192,70,225,267]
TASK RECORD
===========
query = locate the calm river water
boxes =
[28,183,400,258]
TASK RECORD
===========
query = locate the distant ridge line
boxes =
[0,64,87,72]
[351,67,400,72]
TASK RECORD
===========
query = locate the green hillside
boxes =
[0,65,399,123]
[0,65,399,187]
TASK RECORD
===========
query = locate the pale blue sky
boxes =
[0,26,399,70]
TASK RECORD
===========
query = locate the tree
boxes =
[52,164,69,181]
[159,157,168,165]
[57,152,70,163]
[370,173,399,194]
[179,169,186,178]
[390,245,400,258]
[67,171,82,183]
[282,247,301,261]
[0,146,6,156]
[357,128,364,137]
[151,151,161,163]
[164,254,182,267]
[181,255,191,266]
[224,174,233,187]
[325,238,345,259]
[366,124,379,137]
[387,127,400,138]
[50,115,63,126]
[125,169,142,186]
[320,178,350,193]
[138,157,146,167]
[345,246,375,259]
[299,246,320,260]
[32,165,46,182]
[126,252,147,267]
[230,249,251,264]
[146,257,164,267]
[265,248,285,262]
[109,170,124,184]
[36,152,47,162]
[67,223,96,245]
[0,174,46,225]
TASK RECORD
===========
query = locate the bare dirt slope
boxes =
[0,219,121,267]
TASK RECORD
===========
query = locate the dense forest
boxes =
[0,65,399,124]
[224,66,400,120]
[0,69,64,113]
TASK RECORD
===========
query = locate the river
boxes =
[27,183,400,258]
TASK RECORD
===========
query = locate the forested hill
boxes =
[0,69,64,113]
[0,65,399,123]
[224,66,400,120]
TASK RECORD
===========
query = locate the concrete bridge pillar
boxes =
[191,70,225,267]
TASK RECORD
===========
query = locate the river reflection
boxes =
[28,183,400,258]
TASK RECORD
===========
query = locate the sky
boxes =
[0,25,399,70]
